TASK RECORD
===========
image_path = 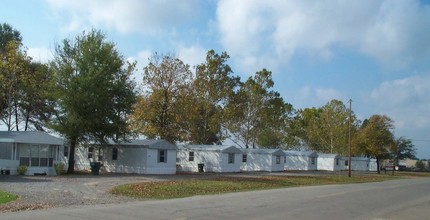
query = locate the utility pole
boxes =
[348,99,352,178]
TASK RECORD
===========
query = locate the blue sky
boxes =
[2,0,430,158]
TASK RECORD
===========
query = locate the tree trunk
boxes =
[67,137,77,174]
[376,157,380,174]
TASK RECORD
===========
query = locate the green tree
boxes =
[186,50,240,144]
[0,41,31,130]
[391,136,416,166]
[415,160,426,170]
[50,29,137,173]
[0,23,23,129]
[226,69,287,148]
[308,100,354,154]
[133,53,192,143]
[0,23,22,55]
[354,115,395,174]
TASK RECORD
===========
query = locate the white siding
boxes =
[103,147,148,174]
[317,154,342,171]
[369,159,377,171]
[177,148,241,173]
[285,155,311,170]
[145,149,176,174]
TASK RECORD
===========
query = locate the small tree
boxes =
[354,115,395,174]
[415,160,426,171]
[391,136,417,166]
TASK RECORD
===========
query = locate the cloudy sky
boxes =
[2,0,430,158]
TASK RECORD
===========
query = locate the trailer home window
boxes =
[311,157,315,165]
[88,147,94,159]
[189,151,194,161]
[276,155,281,164]
[228,153,234,164]
[158,149,167,163]
[242,154,247,163]
[112,148,118,160]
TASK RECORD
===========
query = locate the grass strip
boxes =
[0,190,18,204]
[111,174,397,200]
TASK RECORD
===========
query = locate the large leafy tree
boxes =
[0,23,23,130]
[0,23,22,55]
[133,53,192,143]
[226,69,287,148]
[391,136,416,166]
[0,41,29,130]
[354,115,395,173]
[186,50,240,144]
[307,100,355,154]
[0,24,53,131]
[50,29,137,173]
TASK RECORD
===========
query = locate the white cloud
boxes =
[46,0,202,35]
[177,45,206,68]
[27,47,52,63]
[287,86,346,109]
[216,0,430,72]
[369,74,430,130]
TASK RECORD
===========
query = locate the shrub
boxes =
[54,163,65,175]
[17,165,27,175]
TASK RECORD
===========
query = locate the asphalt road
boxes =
[2,178,430,220]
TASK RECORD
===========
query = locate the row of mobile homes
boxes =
[75,139,177,174]
[284,151,318,171]
[241,149,285,172]
[176,145,242,172]
[0,131,64,176]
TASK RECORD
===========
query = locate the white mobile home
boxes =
[317,153,342,171]
[369,159,377,171]
[284,151,318,171]
[348,157,370,171]
[342,157,371,171]
[0,131,64,175]
[241,149,286,172]
[75,139,177,174]
[177,145,242,173]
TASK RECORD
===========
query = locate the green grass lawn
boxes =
[111,174,398,200]
[0,190,18,204]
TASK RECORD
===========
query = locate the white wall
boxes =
[351,158,369,171]
[145,148,176,174]
[317,157,342,171]
[0,159,19,175]
[102,147,147,174]
[369,159,377,171]
[241,154,285,172]
[271,155,285,171]
[177,150,241,173]
[285,156,309,171]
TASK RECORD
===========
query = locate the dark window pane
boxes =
[40,158,48,167]
[31,158,39,167]
[20,157,30,166]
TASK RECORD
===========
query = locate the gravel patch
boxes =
[0,173,180,213]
